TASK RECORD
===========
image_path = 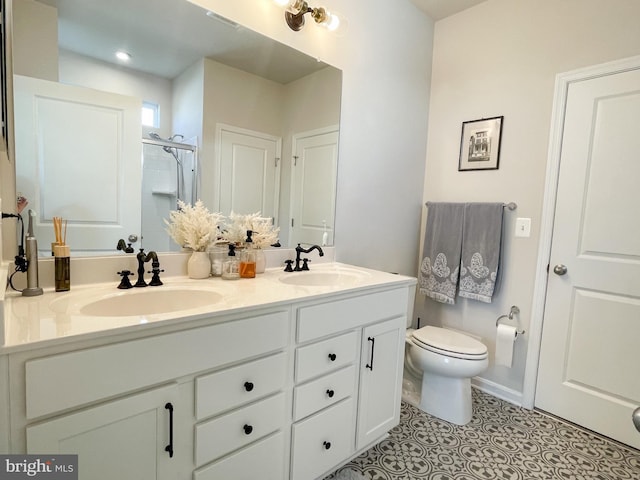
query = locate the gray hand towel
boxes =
[458,203,504,303]
[419,202,465,304]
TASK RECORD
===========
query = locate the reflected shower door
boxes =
[141,139,197,252]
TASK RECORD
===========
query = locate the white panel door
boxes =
[290,128,338,246]
[13,75,142,254]
[535,66,640,449]
[218,126,280,221]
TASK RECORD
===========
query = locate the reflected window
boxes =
[142,101,159,128]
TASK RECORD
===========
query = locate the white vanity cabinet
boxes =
[292,287,409,479]
[27,384,184,480]
[357,318,404,449]
[14,309,291,480]
[3,269,415,480]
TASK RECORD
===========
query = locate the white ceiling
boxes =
[37,0,328,83]
[35,0,488,83]
[410,0,488,21]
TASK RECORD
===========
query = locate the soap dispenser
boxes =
[239,230,256,279]
[222,244,240,280]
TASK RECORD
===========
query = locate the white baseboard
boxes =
[472,376,524,408]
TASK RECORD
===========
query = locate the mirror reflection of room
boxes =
[12,0,342,255]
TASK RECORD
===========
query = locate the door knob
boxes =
[633,407,640,433]
[553,264,568,276]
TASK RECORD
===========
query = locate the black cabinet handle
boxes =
[328,353,337,362]
[326,389,335,398]
[243,424,253,435]
[164,402,174,458]
[366,336,375,371]
[244,381,254,392]
[323,441,331,450]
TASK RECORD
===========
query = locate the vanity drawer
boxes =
[25,311,289,419]
[195,392,286,467]
[196,352,288,420]
[293,365,356,421]
[194,432,285,480]
[297,288,407,342]
[291,398,355,480]
[295,331,358,383]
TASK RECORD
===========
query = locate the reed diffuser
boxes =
[53,216,70,291]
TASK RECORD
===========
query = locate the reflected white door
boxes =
[218,126,280,221]
[289,128,338,246]
[535,64,640,449]
[13,75,142,255]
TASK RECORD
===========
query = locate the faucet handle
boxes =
[117,270,134,289]
[301,258,311,271]
[148,267,164,287]
[284,260,294,272]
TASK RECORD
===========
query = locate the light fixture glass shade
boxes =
[319,9,340,30]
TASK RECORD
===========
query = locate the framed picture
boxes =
[458,116,503,171]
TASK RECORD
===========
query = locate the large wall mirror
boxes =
[11,0,341,256]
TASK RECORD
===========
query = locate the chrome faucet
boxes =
[134,249,163,287]
[290,243,324,271]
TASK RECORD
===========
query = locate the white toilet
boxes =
[404,325,488,425]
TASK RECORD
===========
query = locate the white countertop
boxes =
[2,263,415,352]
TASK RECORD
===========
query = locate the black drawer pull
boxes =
[328,353,337,362]
[244,381,254,392]
[243,424,253,435]
[164,402,174,458]
[326,389,335,398]
[323,441,331,450]
[366,336,375,371]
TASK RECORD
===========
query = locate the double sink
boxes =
[48,264,371,318]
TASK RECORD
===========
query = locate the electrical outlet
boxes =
[515,218,531,238]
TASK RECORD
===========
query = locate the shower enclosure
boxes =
[141,135,198,252]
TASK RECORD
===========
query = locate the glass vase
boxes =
[255,249,266,274]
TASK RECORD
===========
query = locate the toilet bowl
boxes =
[405,326,488,425]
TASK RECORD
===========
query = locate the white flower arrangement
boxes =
[165,200,224,252]
[222,212,280,249]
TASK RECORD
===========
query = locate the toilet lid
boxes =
[412,326,487,356]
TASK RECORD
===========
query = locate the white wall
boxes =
[12,0,58,81]
[418,0,640,401]
[59,50,173,138]
[187,0,434,276]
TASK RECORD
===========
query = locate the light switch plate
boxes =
[515,217,531,237]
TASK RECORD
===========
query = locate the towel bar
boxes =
[424,201,517,210]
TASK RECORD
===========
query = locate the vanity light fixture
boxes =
[273,0,340,32]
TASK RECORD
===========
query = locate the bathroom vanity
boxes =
[0,263,415,480]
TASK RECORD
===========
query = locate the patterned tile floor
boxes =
[328,390,640,480]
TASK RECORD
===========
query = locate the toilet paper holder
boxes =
[496,305,525,337]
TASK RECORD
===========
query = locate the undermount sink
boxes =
[279,267,370,287]
[51,287,224,317]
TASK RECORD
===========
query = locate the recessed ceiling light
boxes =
[115,51,131,61]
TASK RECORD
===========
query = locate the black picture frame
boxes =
[458,116,503,171]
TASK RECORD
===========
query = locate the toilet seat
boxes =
[411,326,488,360]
